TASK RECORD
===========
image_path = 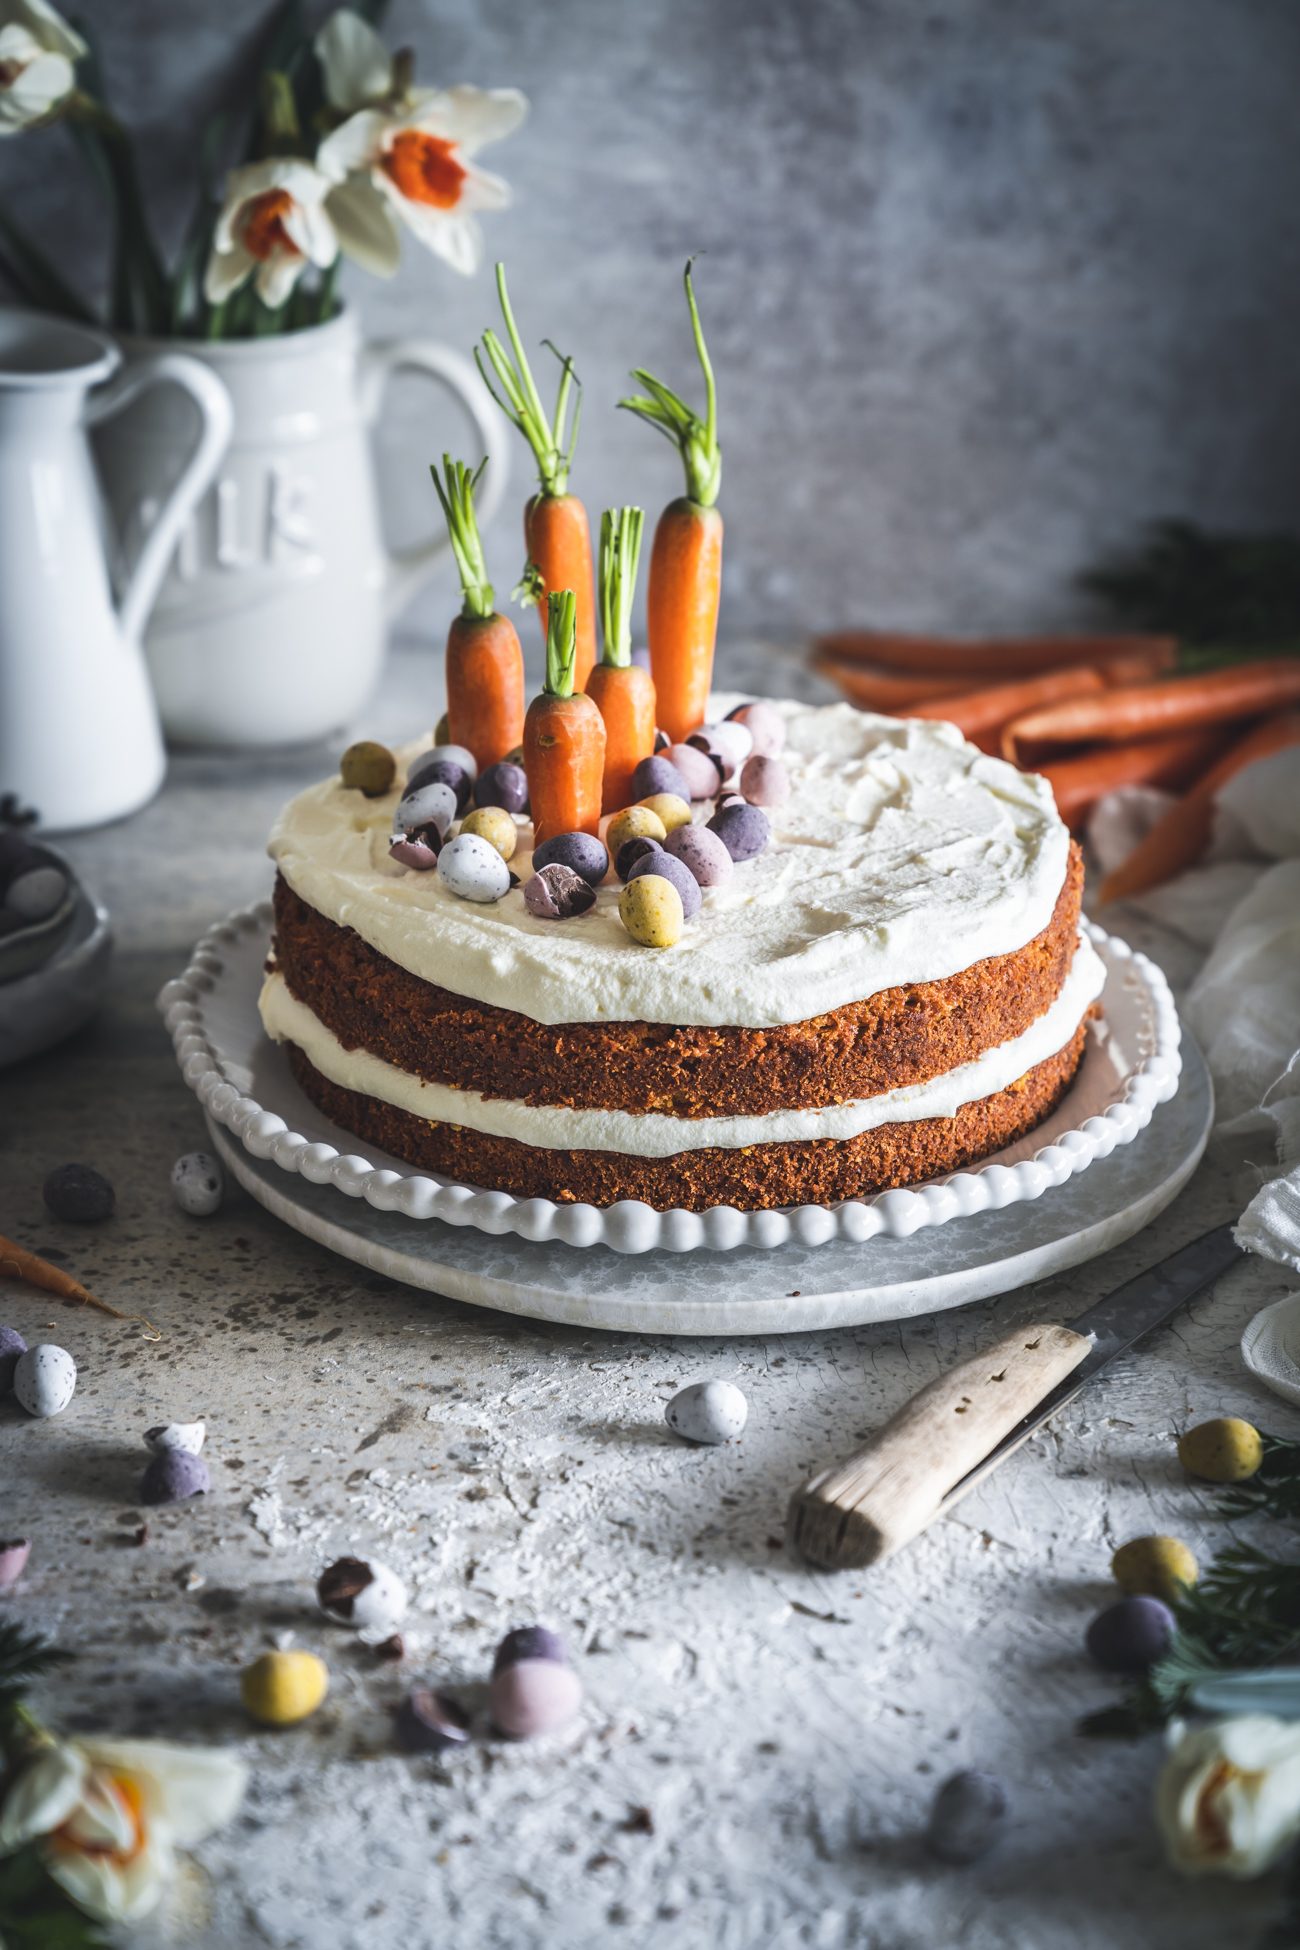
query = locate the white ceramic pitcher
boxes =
[94,307,508,749]
[0,310,231,832]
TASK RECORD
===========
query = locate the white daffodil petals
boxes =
[0,44,73,132]
[81,1738,248,1848]
[13,0,86,60]
[315,7,391,113]
[62,1772,139,1855]
[0,1742,88,1848]
[255,250,306,309]
[383,189,482,275]
[293,195,341,270]
[326,176,401,277]
[317,105,390,182]
[1157,1715,1300,1879]
[203,242,254,304]
[47,1828,172,1924]
[409,84,528,156]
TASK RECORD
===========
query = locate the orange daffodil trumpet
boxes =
[204,157,340,309]
[0,1733,247,1924]
[0,0,85,135]
[314,7,527,278]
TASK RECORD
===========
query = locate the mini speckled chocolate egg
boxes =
[665,743,723,801]
[0,1538,30,1593]
[144,1420,205,1456]
[396,779,458,837]
[532,832,609,888]
[628,849,701,920]
[631,753,690,803]
[689,720,751,777]
[474,760,529,815]
[637,792,692,834]
[606,806,667,860]
[524,864,596,919]
[141,1449,210,1505]
[6,864,66,920]
[14,1344,76,1418]
[739,754,790,808]
[0,1326,26,1392]
[394,1687,472,1753]
[406,752,472,811]
[708,801,771,862]
[1085,1595,1174,1672]
[318,1555,408,1637]
[43,1163,114,1224]
[460,806,518,862]
[412,741,477,784]
[1177,1417,1264,1483]
[663,824,733,888]
[619,875,683,948]
[490,1626,582,1739]
[389,826,442,871]
[171,1151,224,1217]
[1111,1535,1198,1603]
[665,1378,748,1444]
[615,835,663,882]
[926,1770,1008,1864]
[339,740,397,797]
[726,699,786,755]
[438,833,511,903]
[241,1649,329,1727]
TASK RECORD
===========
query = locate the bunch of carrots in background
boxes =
[813,631,1300,902]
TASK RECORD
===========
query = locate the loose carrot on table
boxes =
[524,590,607,844]
[619,260,722,745]
[586,506,657,813]
[1036,728,1228,830]
[907,665,1107,741]
[1002,657,1300,766]
[430,455,525,771]
[0,1233,159,1335]
[812,630,1178,681]
[811,658,974,711]
[476,265,598,690]
[1098,713,1300,905]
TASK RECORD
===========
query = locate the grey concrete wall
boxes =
[4,0,1298,646]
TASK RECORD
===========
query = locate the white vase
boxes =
[0,308,231,832]
[94,306,509,748]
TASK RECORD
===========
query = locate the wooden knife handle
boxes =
[787,1322,1092,1569]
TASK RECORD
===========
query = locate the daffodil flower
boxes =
[0,1734,246,1923]
[204,157,339,310]
[314,8,526,279]
[0,0,85,136]
[1156,1714,1300,1878]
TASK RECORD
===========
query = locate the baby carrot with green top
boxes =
[586,506,656,813]
[524,590,606,845]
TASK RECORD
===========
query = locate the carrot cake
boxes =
[260,700,1099,1210]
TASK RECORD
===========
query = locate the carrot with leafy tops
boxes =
[1098,714,1300,904]
[524,590,607,844]
[1036,728,1228,830]
[586,506,656,813]
[476,265,598,689]
[620,260,721,744]
[1003,657,1300,766]
[812,630,1178,681]
[431,455,524,771]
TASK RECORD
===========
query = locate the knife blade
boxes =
[787,1223,1244,1570]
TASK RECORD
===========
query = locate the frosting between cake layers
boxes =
[259,933,1104,1156]
[267,699,1072,1030]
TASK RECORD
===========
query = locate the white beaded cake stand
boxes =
[162,904,1212,1334]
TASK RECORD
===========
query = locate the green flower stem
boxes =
[545,589,578,698]
[598,506,645,669]
[430,457,495,620]
[475,263,580,498]
[618,258,721,508]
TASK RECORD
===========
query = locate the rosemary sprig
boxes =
[1219,1434,1300,1522]
[0,1620,73,1719]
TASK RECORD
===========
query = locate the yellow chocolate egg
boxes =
[460,806,517,861]
[1178,1417,1264,1483]
[607,805,667,857]
[241,1650,329,1727]
[637,792,692,833]
[619,874,683,948]
[340,741,396,797]
[1111,1534,1198,1602]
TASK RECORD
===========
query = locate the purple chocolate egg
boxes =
[405,754,472,812]
[615,835,663,882]
[493,1624,569,1671]
[523,864,596,919]
[490,1659,583,1739]
[664,824,733,888]
[739,754,790,807]
[631,754,690,803]
[532,832,609,888]
[389,826,442,871]
[140,1450,211,1506]
[726,699,786,755]
[628,849,701,920]
[474,761,529,815]
[1085,1596,1174,1673]
[689,721,751,779]
[0,1326,26,1392]
[665,744,724,802]
[707,801,771,862]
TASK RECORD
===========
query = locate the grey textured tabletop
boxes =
[2,641,1293,1950]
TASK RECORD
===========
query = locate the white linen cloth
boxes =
[1086,746,1300,1402]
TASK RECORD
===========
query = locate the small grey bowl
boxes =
[0,885,112,1068]
[0,883,77,983]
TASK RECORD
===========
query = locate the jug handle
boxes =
[87,353,233,647]
[359,339,510,626]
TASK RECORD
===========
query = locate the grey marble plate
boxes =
[207,1027,1211,1335]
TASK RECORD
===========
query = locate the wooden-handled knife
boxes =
[787,1225,1244,1570]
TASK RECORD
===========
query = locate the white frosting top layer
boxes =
[268,699,1070,1030]
[259,936,1102,1155]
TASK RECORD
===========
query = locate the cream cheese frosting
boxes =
[268,699,1071,1030]
[259,934,1104,1156]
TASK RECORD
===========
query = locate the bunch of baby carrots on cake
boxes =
[812,628,1300,903]
[425,259,722,845]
